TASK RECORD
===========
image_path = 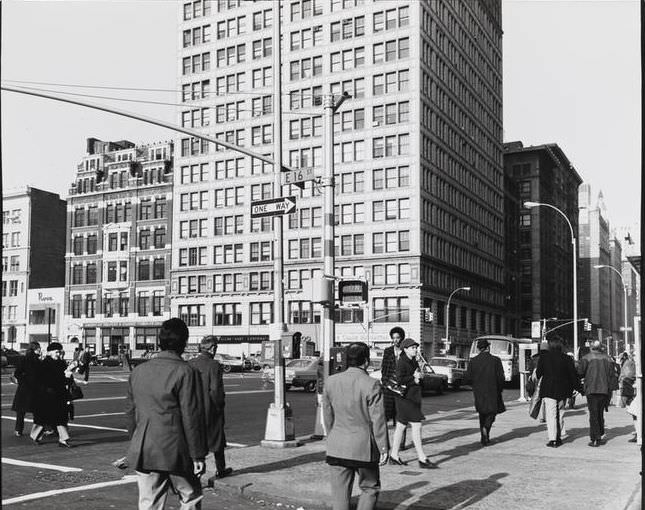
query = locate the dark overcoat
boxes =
[188,353,227,453]
[32,357,69,426]
[380,345,397,420]
[466,351,505,415]
[125,351,207,474]
[11,351,41,413]
[536,350,579,401]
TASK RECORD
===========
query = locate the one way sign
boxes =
[250,196,297,218]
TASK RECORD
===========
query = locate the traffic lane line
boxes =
[2,415,128,433]
[2,457,82,472]
[2,475,138,506]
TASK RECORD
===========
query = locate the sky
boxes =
[1,0,641,230]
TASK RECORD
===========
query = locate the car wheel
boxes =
[452,381,461,390]
[304,381,317,393]
[222,364,232,373]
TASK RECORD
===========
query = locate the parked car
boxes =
[130,351,160,367]
[429,357,469,389]
[214,353,245,373]
[285,357,320,392]
[96,355,121,367]
[1,348,22,368]
[420,365,449,395]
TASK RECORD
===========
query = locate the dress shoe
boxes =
[628,437,637,443]
[215,467,233,479]
[596,438,606,446]
[14,431,22,437]
[388,456,407,466]
[418,459,438,469]
[31,436,43,445]
[588,440,599,447]
[58,440,72,448]
[546,440,559,448]
[555,439,563,447]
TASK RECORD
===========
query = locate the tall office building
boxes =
[175,0,504,357]
[64,139,174,356]
[2,187,66,348]
[578,184,611,342]
[503,142,582,343]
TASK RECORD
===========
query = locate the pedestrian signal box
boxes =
[338,280,368,306]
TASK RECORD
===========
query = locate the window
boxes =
[213,303,242,325]
[153,258,165,280]
[373,297,409,322]
[86,263,97,284]
[72,265,83,285]
[85,295,96,318]
[138,292,150,316]
[87,235,97,254]
[139,230,151,250]
[138,259,150,280]
[250,302,273,325]
[154,228,166,248]
[71,295,83,318]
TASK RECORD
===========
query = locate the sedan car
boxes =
[420,365,449,395]
[429,357,468,389]
[214,353,245,373]
[1,348,22,368]
[284,357,320,392]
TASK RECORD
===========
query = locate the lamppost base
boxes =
[260,439,302,449]
[262,403,301,447]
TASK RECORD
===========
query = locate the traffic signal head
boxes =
[584,319,591,331]
[338,279,368,306]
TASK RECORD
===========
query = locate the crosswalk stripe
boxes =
[2,457,82,473]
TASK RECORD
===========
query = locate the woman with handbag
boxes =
[388,338,435,469]
[29,342,74,448]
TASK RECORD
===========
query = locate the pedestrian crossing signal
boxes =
[338,280,367,305]
[424,309,434,322]
[584,319,591,331]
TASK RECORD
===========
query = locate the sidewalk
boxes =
[205,396,642,510]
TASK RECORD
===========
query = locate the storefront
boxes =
[26,288,64,348]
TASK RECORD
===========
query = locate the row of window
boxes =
[1,256,20,272]
[72,199,167,228]
[70,259,166,285]
[2,232,21,248]
[1,280,20,297]
[70,292,164,319]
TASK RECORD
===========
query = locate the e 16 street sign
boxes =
[281,167,316,186]
[251,196,297,218]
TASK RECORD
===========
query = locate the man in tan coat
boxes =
[322,342,389,510]
[125,318,207,509]
[188,336,232,481]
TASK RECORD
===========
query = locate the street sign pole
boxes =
[262,0,299,448]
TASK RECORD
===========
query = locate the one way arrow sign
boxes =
[250,196,297,218]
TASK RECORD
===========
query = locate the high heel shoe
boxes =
[388,456,407,466]
[58,440,72,448]
[418,458,438,469]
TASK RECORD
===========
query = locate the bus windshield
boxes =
[488,340,512,356]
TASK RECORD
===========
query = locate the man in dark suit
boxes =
[322,342,389,510]
[536,335,580,447]
[125,318,207,509]
[466,338,505,446]
[188,336,233,482]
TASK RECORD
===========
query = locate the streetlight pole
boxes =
[524,201,578,360]
[594,264,629,352]
[445,286,471,354]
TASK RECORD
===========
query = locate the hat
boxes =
[476,339,490,350]
[47,342,63,352]
[399,338,419,349]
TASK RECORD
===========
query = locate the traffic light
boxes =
[338,279,368,306]
[424,308,434,322]
[584,319,591,331]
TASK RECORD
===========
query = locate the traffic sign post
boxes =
[251,196,297,218]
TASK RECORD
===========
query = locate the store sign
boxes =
[37,292,55,302]
[212,335,269,344]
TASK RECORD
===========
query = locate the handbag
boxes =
[528,376,543,419]
[385,377,407,398]
[68,379,84,401]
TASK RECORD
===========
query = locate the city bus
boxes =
[469,335,536,383]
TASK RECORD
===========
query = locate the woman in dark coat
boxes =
[388,338,434,469]
[11,342,41,436]
[29,342,73,447]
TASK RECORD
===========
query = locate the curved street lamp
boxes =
[445,286,471,353]
[594,264,629,351]
[524,201,579,360]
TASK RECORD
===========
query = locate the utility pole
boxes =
[262,0,299,447]
[312,92,349,438]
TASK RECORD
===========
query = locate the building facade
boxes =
[578,184,611,344]
[64,138,174,356]
[2,187,66,348]
[174,0,505,358]
[503,142,582,344]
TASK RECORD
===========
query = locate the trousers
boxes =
[136,470,202,510]
[329,464,380,510]
[586,394,608,441]
[542,398,566,441]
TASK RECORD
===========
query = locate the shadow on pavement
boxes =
[423,427,480,444]
[229,451,326,476]
[377,473,508,509]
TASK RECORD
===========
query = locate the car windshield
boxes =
[430,358,457,368]
[286,359,312,368]
[488,340,512,356]
[423,365,437,374]
[368,359,382,371]
[218,354,237,360]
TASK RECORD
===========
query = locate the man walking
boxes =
[536,335,580,447]
[465,338,505,446]
[125,318,207,509]
[578,340,616,447]
[188,336,233,482]
[77,345,91,384]
[322,342,389,510]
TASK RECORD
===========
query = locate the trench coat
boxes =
[125,351,207,474]
[32,357,70,427]
[380,345,397,420]
[322,367,388,463]
[466,351,505,415]
[188,353,227,453]
[11,351,41,414]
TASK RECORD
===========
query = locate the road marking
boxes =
[73,412,125,419]
[227,442,247,448]
[1,416,128,433]
[228,389,273,395]
[78,396,127,403]
[2,457,82,473]
[2,475,138,505]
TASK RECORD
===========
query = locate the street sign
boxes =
[531,321,541,339]
[620,327,633,332]
[281,167,316,187]
[250,196,297,218]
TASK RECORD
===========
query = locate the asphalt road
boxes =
[1,366,519,507]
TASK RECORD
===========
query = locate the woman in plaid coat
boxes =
[381,327,406,449]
